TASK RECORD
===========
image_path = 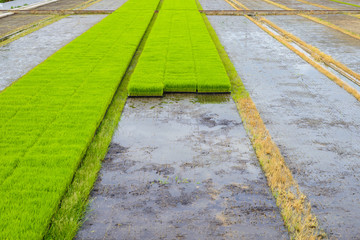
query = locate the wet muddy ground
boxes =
[313,13,360,35]
[207,14,360,239]
[199,0,233,10]
[77,95,288,240]
[0,0,104,37]
[268,0,360,35]
[0,0,45,10]
[271,0,360,10]
[236,0,360,35]
[307,0,360,10]
[269,0,320,10]
[85,0,127,10]
[266,15,360,73]
[230,0,281,10]
[1,0,360,238]
[0,14,50,37]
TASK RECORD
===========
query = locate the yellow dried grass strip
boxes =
[219,0,326,238]
[236,96,323,239]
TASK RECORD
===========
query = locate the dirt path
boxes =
[208,14,360,239]
[77,95,288,240]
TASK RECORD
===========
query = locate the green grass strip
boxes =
[328,0,360,8]
[43,11,159,236]
[128,0,230,96]
[0,0,159,238]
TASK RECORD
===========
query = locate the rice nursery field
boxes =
[127,0,231,96]
[1,0,360,239]
[0,0,158,238]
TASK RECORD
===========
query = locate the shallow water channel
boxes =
[77,94,288,239]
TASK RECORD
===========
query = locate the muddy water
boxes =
[266,15,360,73]
[208,15,360,239]
[77,95,288,240]
[198,0,234,10]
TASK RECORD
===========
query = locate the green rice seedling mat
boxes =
[128,1,231,96]
[0,0,159,238]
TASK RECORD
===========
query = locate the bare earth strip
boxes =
[77,95,288,240]
[208,14,360,239]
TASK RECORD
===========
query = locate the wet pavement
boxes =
[266,15,360,73]
[208,14,360,239]
[77,95,288,240]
